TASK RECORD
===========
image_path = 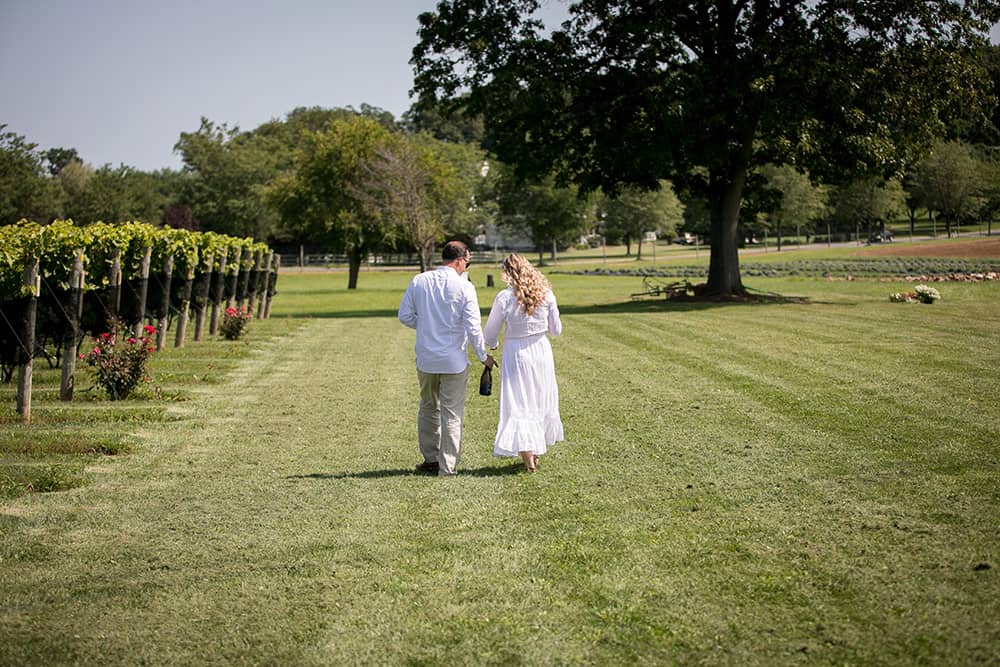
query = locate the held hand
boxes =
[484,355,497,369]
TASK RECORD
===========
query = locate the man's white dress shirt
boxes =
[398,266,489,374]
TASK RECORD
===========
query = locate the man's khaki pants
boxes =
[417,368,468,475]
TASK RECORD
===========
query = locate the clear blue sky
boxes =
[1,1,997,173]
[0,0,470,171]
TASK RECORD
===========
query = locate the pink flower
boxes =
[92,347,100,355]
[143,325,156,334]
[128,337,137,344]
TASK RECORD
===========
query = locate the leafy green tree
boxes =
[759,165,829,248]
[65,164,169,225]
[42,147,80,176]
[251,106,380,176]
[57,159,93,205]
[174,118,279,239]
[416,135,492,241]
[679,195,711,242]
[0,125,61,225]
[978,158,1000,236]
[830,177,906,242]
[910,140,986,237]
[412,0,998,296]
[597,182,684,258]
[955,45,1000,146]
[71,165,137,224]
[352,136,452,271]
[177,106,398,243]
[491,167,591,264]
[402,98,485,146]
[264,116,399,288]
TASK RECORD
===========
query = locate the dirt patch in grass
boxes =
[860,236,1000,258]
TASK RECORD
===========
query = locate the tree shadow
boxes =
[279,308,401,319]
[559,293,826,314]
[286,463,524,480]
[284,296,828,320]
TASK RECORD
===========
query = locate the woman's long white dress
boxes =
[483,288,564,457]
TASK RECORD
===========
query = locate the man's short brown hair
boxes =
[442,241,469,262]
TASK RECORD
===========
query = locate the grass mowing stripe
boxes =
[560,309,998,661]
[1,320,352,665]
[619,309,999,471]
[556,313,902,660]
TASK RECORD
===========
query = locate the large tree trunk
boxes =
[347,248,363,289]
[418,243,432,273]
[706,169,748,296]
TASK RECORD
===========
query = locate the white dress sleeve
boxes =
[483,290,507,349]
[547,291,562,337]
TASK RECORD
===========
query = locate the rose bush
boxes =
[83,323,157,400]
[219,306,252,340]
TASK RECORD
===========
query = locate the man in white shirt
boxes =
[398,241,496,476]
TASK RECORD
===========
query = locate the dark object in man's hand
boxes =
[479,365,492,396]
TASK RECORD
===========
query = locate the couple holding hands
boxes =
[398,241,564,475]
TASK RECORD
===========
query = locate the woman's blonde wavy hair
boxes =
[502,253,550,315]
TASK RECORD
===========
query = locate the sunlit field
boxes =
[2,239,998,664]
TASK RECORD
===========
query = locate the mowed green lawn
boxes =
[1,262,998,665]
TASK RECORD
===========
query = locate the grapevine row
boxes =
[0,219,279,422]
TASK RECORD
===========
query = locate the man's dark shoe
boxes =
[414,461,439,474]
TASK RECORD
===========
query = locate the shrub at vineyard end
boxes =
[82,323,157,400]
[219,307,252,340]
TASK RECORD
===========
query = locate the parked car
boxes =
[869,230,894,243]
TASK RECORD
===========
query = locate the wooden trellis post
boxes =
[109,248,122,320]
[236,248,253,310]
[60,249,85,401]
[245,249,262,314]
[133,246,152,338]
[256,251,273,319]
[16,257,40,424]
[263,255,279,319]
[156,255,174,352]
[193,254,214,342]
[226,249,243,310]
[173,262,194,348]
[210,250,228,335]
[249,250,266,320]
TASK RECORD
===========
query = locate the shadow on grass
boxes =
[560,294,819,314]
[287,463,524,480]
[280,294,828,319]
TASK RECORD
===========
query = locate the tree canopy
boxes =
[911,140,988,236]
[0,126,60,225]
[491,167,591,263]
[597,183,684,258]
[759,164,829,246]
[174,119,279,239]
[412,0,999,295]
[264,115,400,288]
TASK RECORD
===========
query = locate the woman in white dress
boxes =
[483,254,564,473]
